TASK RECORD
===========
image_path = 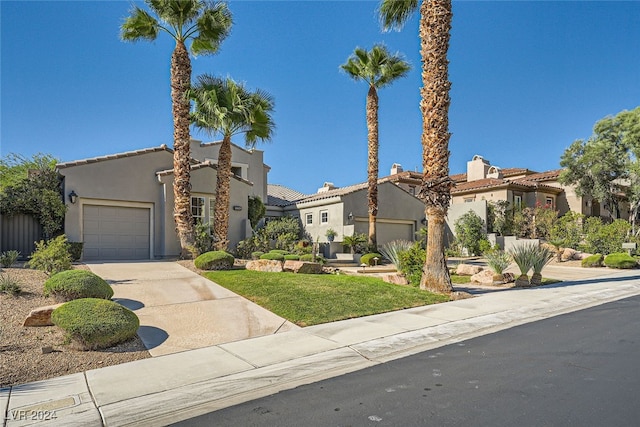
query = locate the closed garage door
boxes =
[83,205,150,260]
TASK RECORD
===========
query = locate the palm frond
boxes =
[121,7,159,41]
[485,250,512,275]
[378,0,419,32]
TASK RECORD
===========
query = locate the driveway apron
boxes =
[86,261,299,356]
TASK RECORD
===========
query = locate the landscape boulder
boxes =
[283,260,323,274]
[382,273,409,286]
[470,270,495,284]
[561,248,577,262]
[455,264,483,276]
[23,303,65,327]
[245,259,283,273]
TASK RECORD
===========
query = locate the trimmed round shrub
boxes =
[52,298,139,350]
[260,252,285,261]
[194,251,235,270]
[284,254,300,261]
[299,254,326,264]
[251,251,265,260]
[582,253,604,268]
[604,253,638,269]
[269,249,290,255]
[360,253,384,266]
[44,270,113,302]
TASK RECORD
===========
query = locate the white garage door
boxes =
[83,205,150,260]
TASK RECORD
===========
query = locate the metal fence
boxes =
[0,213,43,259]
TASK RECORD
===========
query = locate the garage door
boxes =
[83,205,150,260]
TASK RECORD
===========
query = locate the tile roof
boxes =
[56,145,172,169]
[267,184,308,207]
[156,161,252,185]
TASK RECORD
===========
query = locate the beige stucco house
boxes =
[57,140,266,261]
[267,177,427,257]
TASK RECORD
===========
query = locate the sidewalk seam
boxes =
[83,372,104,427]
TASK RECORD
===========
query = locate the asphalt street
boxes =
[175,295,640,427]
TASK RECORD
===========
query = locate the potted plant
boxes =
[325,228,337,242]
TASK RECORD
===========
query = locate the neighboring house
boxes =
[57,140,266,261]
[267,179,427,257]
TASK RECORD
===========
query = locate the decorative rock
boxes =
[41,346,54,354]
[455,264,483,276]
[575,251,591,260]
[470,270,495,284]
[450,291,474,301]
[245,259,283,273]
[23,303,64,327]
[382,273,409,286]
[283,260,323,274]
[502,272,516,283]
[561,248,577,262]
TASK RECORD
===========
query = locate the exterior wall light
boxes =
[68,190,78,204]
[232,205,242,211]
[348,212,354,222]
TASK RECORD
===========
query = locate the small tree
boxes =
[550,211,585,249]
[454,211,486,256]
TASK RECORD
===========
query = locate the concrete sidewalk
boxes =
[3,266,640,426]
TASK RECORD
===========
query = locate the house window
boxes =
[191,197,205,224]
[320,210,328,224]
[545,197,554,208]
[464,197,474,203]
[514,194,522,209]
[209,198,216,224]
[306,213,313,225]
[231,166,243,178]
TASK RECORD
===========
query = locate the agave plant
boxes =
[379,240,413,270]
[508,243,539,287]
[530,246,555,286]
[485,250,512,277]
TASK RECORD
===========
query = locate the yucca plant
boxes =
[530,246,555,286]
[509,243,539,287]
[485,250,512,281]
[380,240,413,271]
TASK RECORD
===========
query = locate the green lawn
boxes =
[202,270,450,327]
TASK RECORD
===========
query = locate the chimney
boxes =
[317,182,337,193]
[391,163,403,175]
[467,155,491,182]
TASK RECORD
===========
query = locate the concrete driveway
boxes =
[86,261,299,356]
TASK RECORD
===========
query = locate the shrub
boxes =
[192,223,215,256]
[582,253,604,268]
[51,298,139,350]
[292,240,313,255]
[342,233,368,254]
[43,270,113,301]
[27,235,72,275]
[251,251,265,260]
[604,253,637,269]
[284,254,300,260]
[454,211,486,256]
[530,246,555,286]
[194,251,235,270]
[398,242,425,286]
[379,240,413,270]
[509,243,538,287]
[264,216,301,251]
[478,239,492,254]
[582,217,631,255]
[300,254,325,264]
[0,273,21,296]
[485,250,512,275]
[66,242,83,262]
[260,252,285,261]
[360,253,383,266]
[0,250,20,268]
[269,250,290,255]
[550,211,585,249]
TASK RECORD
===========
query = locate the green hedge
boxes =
[360,253,383,266]
[251,251,265,260]
[581,253,604,268]
[604,253,638,269]
[194,251,235,270]
[260,252,285,261]
[299,254,325,263]
[52,298,139,350]
[269,249,290,255]
[284,254,300,260]
[44,270,113,301]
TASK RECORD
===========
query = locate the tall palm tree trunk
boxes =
[418,0,454,293]
[213,135,232,250]
[366,85,379,248]
[171,40,195,258]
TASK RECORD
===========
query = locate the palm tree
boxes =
[121,0,232,258]
[190,75,275,250]
[379,0,454,293]
[340,45,411,249]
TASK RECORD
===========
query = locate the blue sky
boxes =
[2,1,639,195]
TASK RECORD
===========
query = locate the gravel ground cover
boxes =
[0,264,150,387]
